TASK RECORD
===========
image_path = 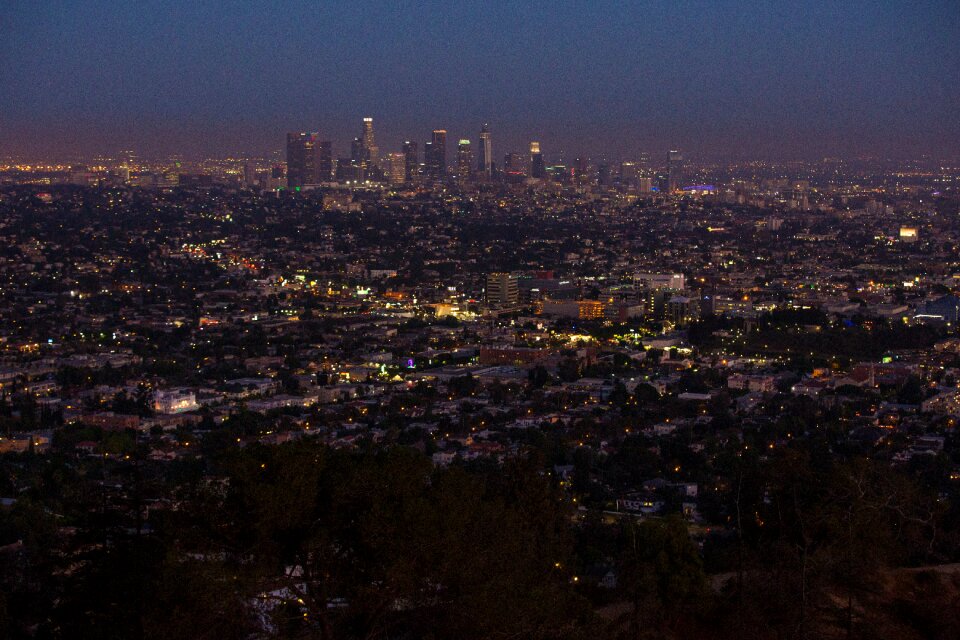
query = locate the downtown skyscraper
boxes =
[362,117,378,169]
[318,140,333,182]
[425,129,447,180]
[402,141,419,182]
[530,141,545,179]
[286,132,323,188]
[477,123,492,177]
[667,150,684,193]
[456,139,474,180]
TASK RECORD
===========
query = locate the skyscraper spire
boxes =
[478,123,492,177]
[362,117,378,168]
[530,141,545,178]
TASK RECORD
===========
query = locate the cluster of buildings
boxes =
[282,118,689,192]
[0,151,957,548]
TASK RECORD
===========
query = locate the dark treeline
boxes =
[1,435,959,640]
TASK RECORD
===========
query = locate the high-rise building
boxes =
[619,161,640,191]
[425,129,447,179]
[318,140,333,182]
[243,162,256,188]
[667,150,684,192]
[351,137,365,165]
[504,153,529,177]
[597,163,612,187]
[478,123,492,176]
[665,295,700,327]
[456,139,474,179]
[286,132,322,188]
[549,163,569,184]
[118,150,135,184]
[530,141,545,179]
[402,141,418,182]
[335,157,364,182]
[573,157,589,185]
[486,272,519,306]
[362,117,378,168]
[423,142,435,178]
[385,152,406,185]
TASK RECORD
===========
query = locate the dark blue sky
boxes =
[2,1,958,160]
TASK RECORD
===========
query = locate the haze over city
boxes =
[2,0,959,160]
[3,3,960,640]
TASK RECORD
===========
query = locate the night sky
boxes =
[2,1,958,161]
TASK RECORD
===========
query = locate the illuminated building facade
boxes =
[425,129,447,180]
[530,141,545,179]
[362,117,378,168]
[485,272,519,305]
[402,140,418,182]
[385,152,406,185]
[286,132,323,188]
[478,123,492,176]
[667,149,684,192]
[457,139,473,179]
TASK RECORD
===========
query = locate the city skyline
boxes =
[2,1,959,160]
[4,3,960,638]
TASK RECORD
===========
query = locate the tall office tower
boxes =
[423,142,435,178]
[335,157,364,182]
[529,141,545,178]
[456,139,474,179]
[477,123,492,176]
[286,132,322,188]
[486,272,519,306]
[619,161,640,191]
[430,129,447,177]
[118,150,135,183]
[402,140,419,182]
[362,117,378,168]
[351,137,365,165]
[573,157,589,184]
[504,153,529,176]
[318,140,333,182]
[597,163,612,187]
[243,162,256,188]
[385,152,406,185]
[550,163,569,184]
[667,150,684,192]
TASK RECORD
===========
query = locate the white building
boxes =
[153,389,199,414]
[633,272,685,290]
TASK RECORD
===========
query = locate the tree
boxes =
[529,365,551,389]
[214,444,596,639]
[615,516,708,639]
[634,383,660,406]
[559,357,582,382]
